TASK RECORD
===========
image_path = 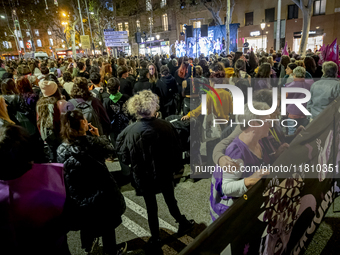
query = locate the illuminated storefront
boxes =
[139,39,170,55]
[293,30,324,53]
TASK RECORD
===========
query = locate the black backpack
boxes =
[69,98,103,135]
[108,99,130,134]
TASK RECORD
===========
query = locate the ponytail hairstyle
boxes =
[178,57,189,79]
[233,59,246,78]
[60,110,85,143]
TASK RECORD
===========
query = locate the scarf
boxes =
[109,92,123,103]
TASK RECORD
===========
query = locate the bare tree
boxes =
[201,0,223,26]
[225,0,235,53]
[291,0,313,55]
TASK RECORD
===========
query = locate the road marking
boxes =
[121,215,151,237]
[124,196,179,233]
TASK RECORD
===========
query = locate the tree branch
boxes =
[291,0,301,9]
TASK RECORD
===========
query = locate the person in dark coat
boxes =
[118,66,133,97]
[116,90,194,255]
[156,65,178,118]
[133,68,160,96]
[103,77,131,179]
[65,77,110,136]
[168,58,179,77]
[57,110,127,255]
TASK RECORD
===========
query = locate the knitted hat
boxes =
[40,80,58,97]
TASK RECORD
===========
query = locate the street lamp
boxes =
[79,43,82,47]
[261,19,266,51]
[62,44,65,48]
[62,13,66,17]
[90,12,94,15]
[156,34,160,40]
[1,15,5,19]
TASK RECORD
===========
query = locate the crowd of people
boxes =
[0,47,340,254]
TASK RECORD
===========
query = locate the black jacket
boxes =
[103,94,130,135]
[126,74,136,88]
[133,77,160,95]
[119,78,133,97]
[116,118,183,196]
[57,135,125,232]
[156,74,178,117]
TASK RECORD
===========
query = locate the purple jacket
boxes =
[210,137,271,221]
[286,78,314,117]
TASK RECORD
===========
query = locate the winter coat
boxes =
[116,117,182,196]
[156,74,178,117]
[307,78,340,119]
[103,93,130,135]
[57,135,126,233]
[119,78,133,97]
[133,77,160,95]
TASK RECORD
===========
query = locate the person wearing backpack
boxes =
[89,72,109,102]
[156,66,178,119]
[103,77,131,180]
[65,77,110,136]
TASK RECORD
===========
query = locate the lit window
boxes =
[118,23,123,31]
[26,31,30,37]
[160,0,166,8]
[48,30,52,35]
[37,39,42,47]
[4,32,7,36]
[19,40,24,48]
[35,29,39,36]
[8,41,12,48]
[193,21,201,28]
[162,14,168,31]
[314,0,326,15]
[125,22,129,36]
[3,41,8,49]
[49,38,53,46]
[136,20,140,29]
[146,0,152,11]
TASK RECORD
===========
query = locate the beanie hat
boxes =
[40,80,58,97]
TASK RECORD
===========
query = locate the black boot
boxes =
[177,216,195,236]
[144,237,163,255]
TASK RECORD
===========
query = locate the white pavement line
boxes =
[121,215,151,237]
[124,196,179,233]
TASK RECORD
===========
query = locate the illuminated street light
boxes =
[62,13,66,17]
[260,19,266,51]
[0,15,5,19]
[90,12,94,15]
[62,44,65,48]
[62,22,68,26]
[79,43,82,47]
[99,41,102,45]
[156,34,160,40]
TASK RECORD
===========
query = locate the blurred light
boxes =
[156,34,160,40]
[260,20,266,30]
[90,12,94,14]
[99,41,102,45]
[0,15,5,19]
[62,44,65,48]
[79,43,82,47]
[62,22,68,25]
[62,13,66,17]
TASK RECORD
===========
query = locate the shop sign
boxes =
[57,52,66,55]
[250,31,260,36]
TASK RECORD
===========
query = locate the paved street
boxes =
[66,162,340,255]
